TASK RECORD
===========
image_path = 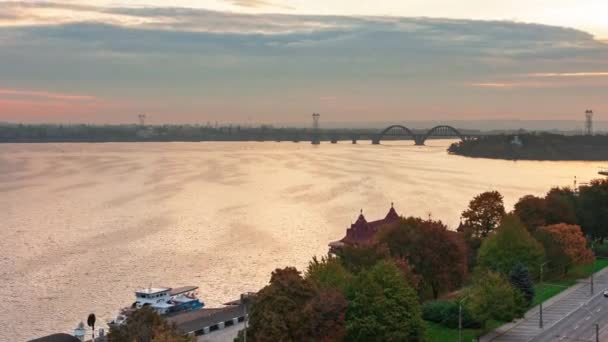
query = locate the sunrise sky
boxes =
[1,0,607,124]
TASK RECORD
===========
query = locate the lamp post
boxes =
[458,296,469,342]
[539,261,550,329]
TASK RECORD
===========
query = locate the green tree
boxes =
[245,267,347,342]
[466,270,526,327]
[513,195,547,233]
[477,214,545,276]
[345,260,425,341]
[107,306,192,342]
[577,179,608,242]
[461,191,506,239]
[306,255,352,292]
[509,262,535,306]
[376,217,468,299]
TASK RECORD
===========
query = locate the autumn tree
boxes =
[376,217,468,299]
[345,260,425,341]
[461,191,506,239]
[107,306,193,342]
[466,270,526,327]
[536,224,594,275]
[509,262,535,306]
[477,214,545,276]
[513,195,547,233]
[577,179,608,242]
[245,267,347,342]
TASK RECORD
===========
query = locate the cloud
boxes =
[527,72,608,77]
[0,88,95,101]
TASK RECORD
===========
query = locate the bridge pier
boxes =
[352,139,357,144]
[372,139,380,145]
[330,139,337,144]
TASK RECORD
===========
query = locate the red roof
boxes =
[332,205,400,247]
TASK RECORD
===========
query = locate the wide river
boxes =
[0,141,603,340]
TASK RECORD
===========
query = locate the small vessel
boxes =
[600,167,608,176]
[109,286,204,326]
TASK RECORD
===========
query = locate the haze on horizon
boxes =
[0,0,607,125]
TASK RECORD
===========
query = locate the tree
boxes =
[461,191,506,239]
[466,270,526,327]
[345,260,425,341]
[513,195,547,233]
[334,244,389,274]
[545,187,578,225]
[107,306,192,342]
[577,179,608,242]
[245,267,347,342]
[477,214,545,276]
[536,224,594,275]
[306,255,352,292]
[376,217,468,299]
[509,263,535,306]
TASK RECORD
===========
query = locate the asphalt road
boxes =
[532,290,608,342]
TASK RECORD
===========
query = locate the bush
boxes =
[422,300,481,329]
[422,300,454,323]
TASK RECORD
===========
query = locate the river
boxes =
[0,141,602,340]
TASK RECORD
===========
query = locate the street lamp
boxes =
[458,296,469,342]
[539,261,550,329]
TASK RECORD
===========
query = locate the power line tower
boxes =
[138,114,147,126]
[311,113,320,145]
[585,110,593,135]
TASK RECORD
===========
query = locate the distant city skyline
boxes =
[0,1,607,124]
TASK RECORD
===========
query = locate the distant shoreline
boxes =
[448,134,608,161]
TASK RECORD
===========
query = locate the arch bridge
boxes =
[372,125,470,145]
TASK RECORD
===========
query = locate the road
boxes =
[532,291,608,342]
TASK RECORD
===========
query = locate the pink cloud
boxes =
[0,88,95,101]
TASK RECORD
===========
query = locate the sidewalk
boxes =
[481,267,608,342]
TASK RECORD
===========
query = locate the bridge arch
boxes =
[421,125,465,144]
[374,125,418,144]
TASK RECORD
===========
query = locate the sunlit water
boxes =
[0,141,603,340]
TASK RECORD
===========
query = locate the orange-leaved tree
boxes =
[536,223,594,275]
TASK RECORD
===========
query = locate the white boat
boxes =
[109,286,204,326]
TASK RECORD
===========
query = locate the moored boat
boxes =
[109,286,204,326]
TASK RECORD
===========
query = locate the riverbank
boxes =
[448,134,608,161]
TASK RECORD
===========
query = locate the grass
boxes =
[532,259,608,307]
[426,320,502,342]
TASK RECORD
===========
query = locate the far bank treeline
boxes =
[0,123,378,143]
[449,133,608,160]
[234,179,608,342]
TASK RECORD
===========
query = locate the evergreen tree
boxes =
[509,262,535,306]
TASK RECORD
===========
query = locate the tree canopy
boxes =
[461,191,506,239]
[345,260,425,341]
[513,195,547,233]
[509,262,535,306]
[477,214,545,276]
[245,267,347,342]
[577,179,608,241]
[466,270,526,326]
[536,223,594,275]
[376,217,468,298]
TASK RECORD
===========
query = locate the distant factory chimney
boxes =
[311,113,320,145]
[585,110,593,135]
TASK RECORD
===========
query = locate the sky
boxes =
[0,0,607,125]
